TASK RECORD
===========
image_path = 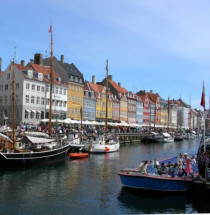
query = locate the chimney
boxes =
[0,57,2,72]
[34,53,43,65]
[108,75,112,81]
[150,90,153,94]
[118,82,121,87]
[20,60,25,67]
[92,75,96,84]
[60,55,64,63]
[30,59,34,63]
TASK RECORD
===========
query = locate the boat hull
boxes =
[119,173,192,192]
[84,143,120,153]
[69,153,88,159]
[0,144,71,166]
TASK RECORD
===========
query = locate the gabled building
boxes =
[99,75,128,122]
[89,78,112,121]
[83,81,96,121]
[126,91,137,123]
[112,94,120,122]
[28,59,67,120]
[136,90,154,126]
[136,95,144,125]
[42,54,84,121]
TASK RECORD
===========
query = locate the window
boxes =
[36,97,40,104]
[25,110,29,119]
[41,98,45,105]
[37,85,40,91]
[31,111,34,119]
[26,95,29,103]
[46,99,49,105]
[26,83,30,89]
[46,85,49,92]
[15,95,18,104]
[59,102,62,107]
[69,95,71,101]
[60,88,62,95]
[36,112,39,120]
[31,96,35,104]
[64,89,66,95]
[55,87,58,94]
[41,86,45,92]
[32,84,35,90]
[68,84,71,90]
[5,84,8,90]
[7,74,10,79]
[4,96,7,103]
[63,102,66,107]
[16,83,19,89]
[68,108,71,114]
[0,96,2,103]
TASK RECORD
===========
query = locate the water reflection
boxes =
[118,187,194,214]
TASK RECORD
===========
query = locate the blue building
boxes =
[83,81,96,121]
[136,95,144,124]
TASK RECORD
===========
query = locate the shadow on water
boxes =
[117,186,210,214]
[117,187,190,214]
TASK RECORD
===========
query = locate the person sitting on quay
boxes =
[139,160,148,174]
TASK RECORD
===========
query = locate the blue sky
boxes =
[1,0,210,109]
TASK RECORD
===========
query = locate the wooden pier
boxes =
[117,133,145,144]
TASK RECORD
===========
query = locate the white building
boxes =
[0,61,67,126]
[177,107,189,129]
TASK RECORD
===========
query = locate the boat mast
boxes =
[12,59,15,146]
[105,59,108,139]
[167,96,170,132]
[154,101,156,129]
[49,24,53,137]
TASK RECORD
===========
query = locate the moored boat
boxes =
[119,156,198,192]
[69,152,89,159]
[157,132,174,143]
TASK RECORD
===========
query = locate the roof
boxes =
[108,79,127,94]
[61,62,83,79]
[42,57,69,85]
[146,92,159,103]
[29,63,58,78]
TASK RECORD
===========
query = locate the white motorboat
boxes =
[84,135,120,153]
[157,132,174,143]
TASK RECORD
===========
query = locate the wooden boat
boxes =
[0,24,70,166]
[119,156,198,192]
[83,60,119,153]
[69,152,89,159]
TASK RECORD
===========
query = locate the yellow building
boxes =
[89,82,112,120]
[160,107,168,128]
[67,82,84,120]
[59,62,84,120]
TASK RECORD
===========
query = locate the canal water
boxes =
[0,137,209,214]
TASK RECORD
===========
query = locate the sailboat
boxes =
[157,97,174,143]
[0,24,71,165]
[84,60,120,153]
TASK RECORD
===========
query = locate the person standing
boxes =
[184,153,193,176]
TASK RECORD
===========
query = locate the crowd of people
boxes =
[139,153,197,178]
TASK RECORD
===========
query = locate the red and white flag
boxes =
[48,23,52,33]
[200,81,206,111]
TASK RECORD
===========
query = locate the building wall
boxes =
[67,82,84,120]
[95,88,112,120]
[112,99,120,121]
[119,96,127,122]
[136,100,143,124]
[83,91,96,121]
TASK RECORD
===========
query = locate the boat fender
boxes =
[88,144,92,152]
[105,147,109,152]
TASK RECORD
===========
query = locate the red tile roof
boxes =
[29,63,58,78]
[108,79,127,94]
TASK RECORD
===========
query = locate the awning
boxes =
[31,110,36,113]
[36,110,41,113]
[26,110,31,112]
